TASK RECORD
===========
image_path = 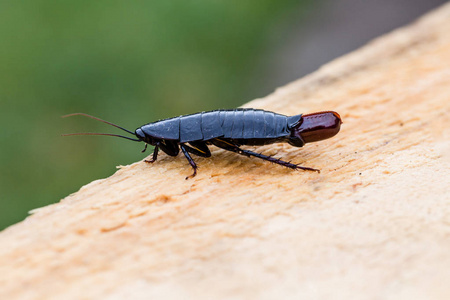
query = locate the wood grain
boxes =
[1,3,449,299]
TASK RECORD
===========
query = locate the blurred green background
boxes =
[0,0,445,229]
[0,0,313,229]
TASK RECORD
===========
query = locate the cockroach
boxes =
[63,109,342,179]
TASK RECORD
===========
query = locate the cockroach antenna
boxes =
[61,113,141,142]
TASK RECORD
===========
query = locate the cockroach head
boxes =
[135,128,156,145]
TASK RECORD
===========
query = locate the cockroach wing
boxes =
[201,111,224,140]
[231,110,245,139]
[252,110,266,138]
[287,114,302,129]
[274,114,290,136]
[140,117,180,140]
[180,114,203,142]
[263,112,276,138]
[243,110,255,139]
[221,110,234,139]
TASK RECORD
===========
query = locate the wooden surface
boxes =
[1,3,450,300]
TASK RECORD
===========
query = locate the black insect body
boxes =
[64,109,342,179]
